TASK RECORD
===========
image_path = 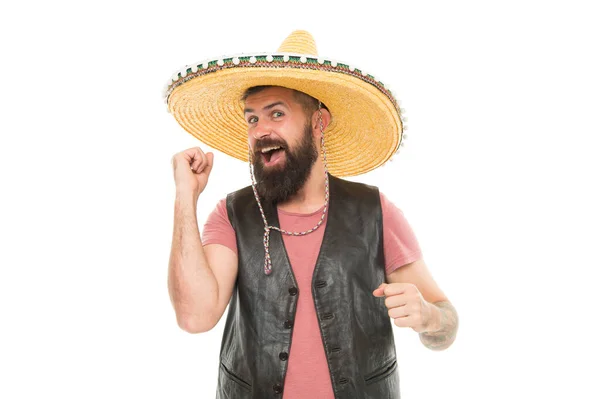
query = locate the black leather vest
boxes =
[217,174,400,398]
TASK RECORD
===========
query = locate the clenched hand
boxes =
[171,147,214,201]
[373,283,439,333]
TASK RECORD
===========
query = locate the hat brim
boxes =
[166,56,404,177]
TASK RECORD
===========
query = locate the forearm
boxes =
[168,193,218,332]
[419,300,459,351]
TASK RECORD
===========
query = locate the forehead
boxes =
[243,87,297,107]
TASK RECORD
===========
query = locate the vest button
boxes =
[279,351,289,361]
[284,319,294,329]
[288,287,298,296]
[273,383,283,393]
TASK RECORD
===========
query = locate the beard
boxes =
[251,121,319,204]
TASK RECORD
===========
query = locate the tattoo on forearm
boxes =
[419,300,459,351]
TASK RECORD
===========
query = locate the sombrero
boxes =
[163,30,408,177]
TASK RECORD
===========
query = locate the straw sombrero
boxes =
[163,30,408,177]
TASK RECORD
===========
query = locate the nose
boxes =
[251,120,272,140]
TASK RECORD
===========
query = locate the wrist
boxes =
[424,303,443,334]
[175,190,199,205]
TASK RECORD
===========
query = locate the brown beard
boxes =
[252,120,318,204]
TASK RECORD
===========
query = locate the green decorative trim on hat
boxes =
[164,53,409,156]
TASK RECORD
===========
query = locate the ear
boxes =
[311,107,332,135]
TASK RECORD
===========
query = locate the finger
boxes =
[373,283,386,297]
[189,148,202,169]
[393,316,411,328]
[382,283,409,297]
[190,148,206,172]
[182,147,199,161]
[384,294,407,309]
[388,306,408,319]
[193,153,207,173]
[204,152,214,175]
[179,151,194,170]
[195,152,210,174]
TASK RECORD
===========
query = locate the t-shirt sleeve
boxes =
[381,192,423,275]
[201,198,238,256]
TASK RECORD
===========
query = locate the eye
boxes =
[272,110,284,118]
[247,116,258,124]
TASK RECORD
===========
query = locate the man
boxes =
[165,31,458,398]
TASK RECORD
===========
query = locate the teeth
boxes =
[260,146,282,153]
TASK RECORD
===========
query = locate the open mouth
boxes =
[260,145,285,166]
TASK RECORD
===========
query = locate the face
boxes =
[244,87,319,204]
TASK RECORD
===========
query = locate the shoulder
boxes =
[223,185,256,228]
[226,184,254,202]
[204,198,232,228]
[330,175,380,202]
[331,175,379,192]
[379,191,405,217]
[225,184,255,210]
[378,190,394,208]
[330,176,382,220]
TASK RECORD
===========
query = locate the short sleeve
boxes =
[381,192,423,275]
[201,198,238,256]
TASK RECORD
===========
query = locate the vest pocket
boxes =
[219,362,252,392]
[363,357,398,386]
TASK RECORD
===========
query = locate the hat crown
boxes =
[277,30,318,55]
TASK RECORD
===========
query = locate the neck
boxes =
[277,158,327,214]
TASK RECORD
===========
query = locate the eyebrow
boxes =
[244,101,287,114]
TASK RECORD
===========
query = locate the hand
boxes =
[171,147,214,200]
[372,283,439,333]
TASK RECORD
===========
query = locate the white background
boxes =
[1,0,599,398]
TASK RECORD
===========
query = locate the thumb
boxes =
[372,283,388,297]
[205,152,214,175]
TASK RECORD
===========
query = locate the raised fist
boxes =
[171,147,214,200]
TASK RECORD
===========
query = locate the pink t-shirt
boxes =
[201,192,422,399]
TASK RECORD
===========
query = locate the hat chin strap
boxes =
[249,102,330,275]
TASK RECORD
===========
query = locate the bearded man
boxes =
[165,30,459,399]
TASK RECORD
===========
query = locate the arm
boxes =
[380,192,458,350]
[167,193,238,333]
[418,300,459,351]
